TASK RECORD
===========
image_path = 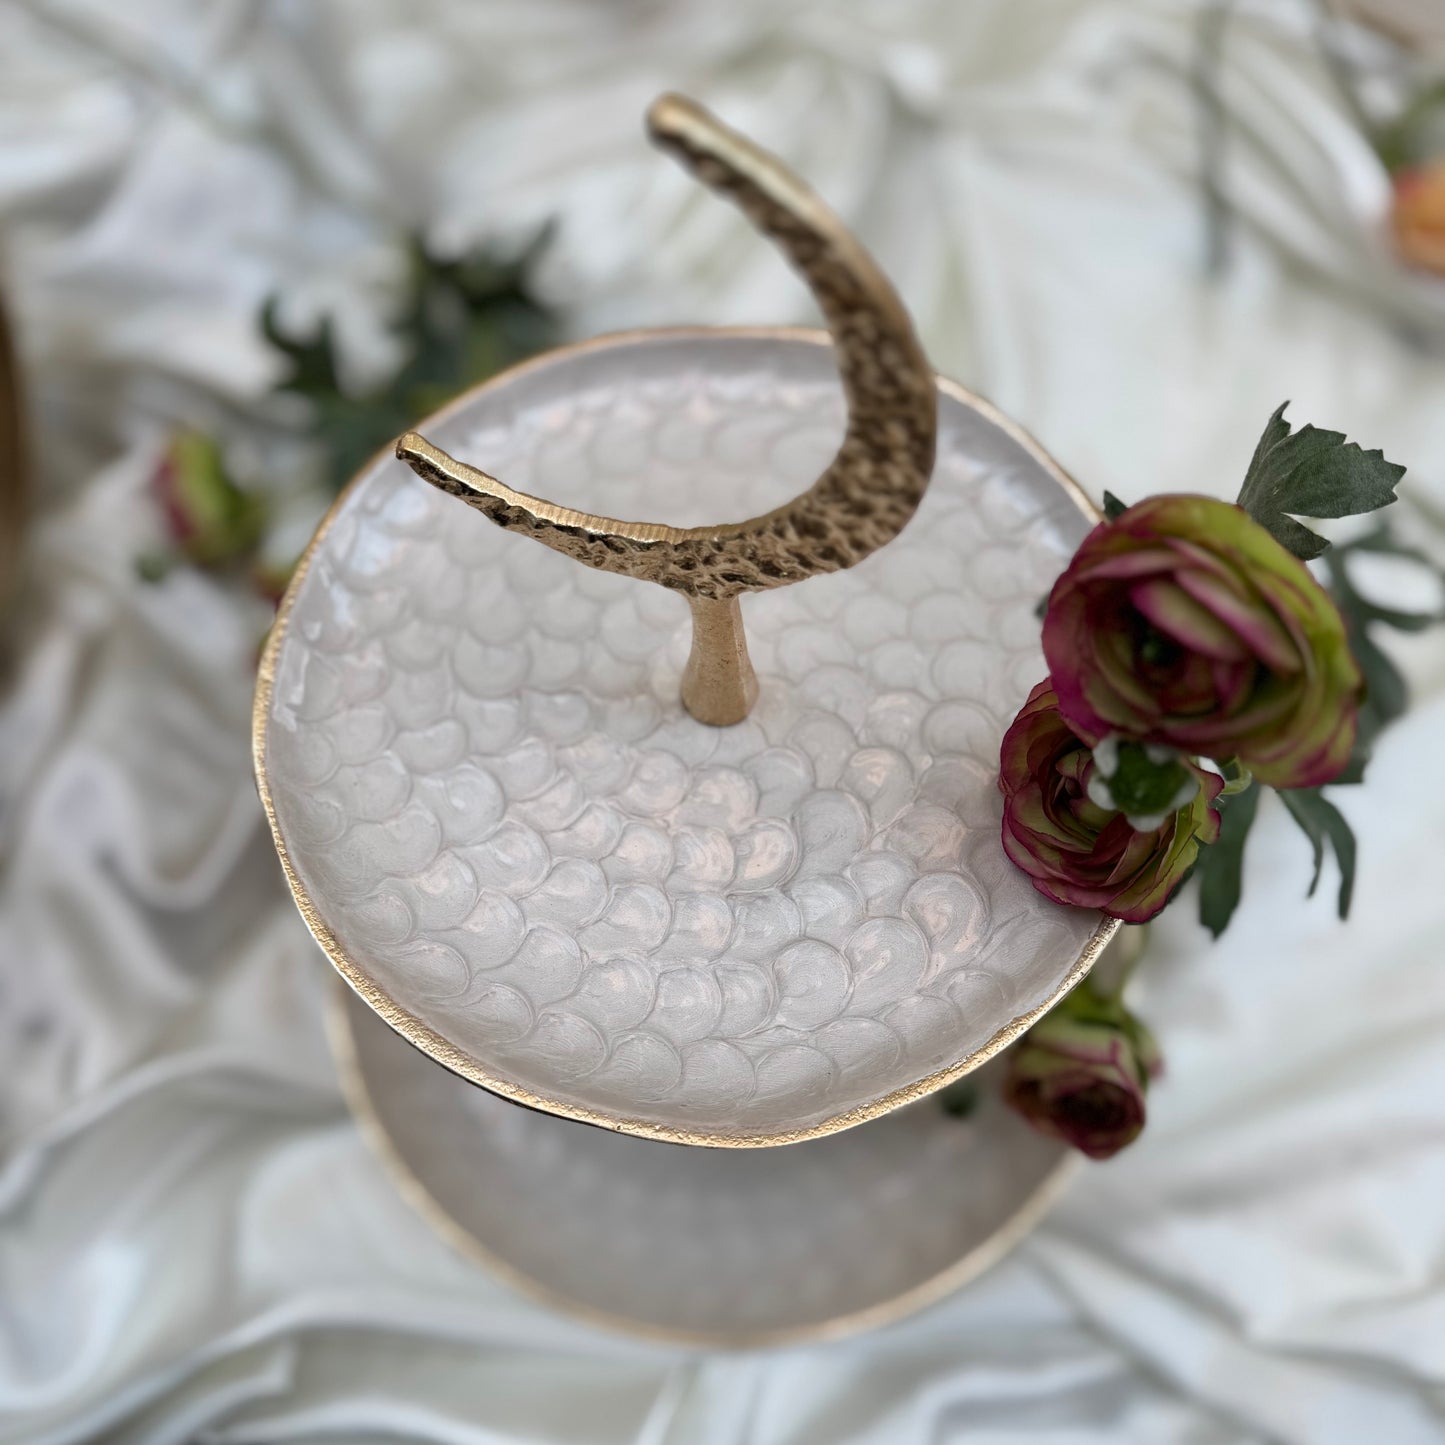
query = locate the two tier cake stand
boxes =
[255,94,1116,1346]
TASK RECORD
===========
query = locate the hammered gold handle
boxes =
[396,93,937,725]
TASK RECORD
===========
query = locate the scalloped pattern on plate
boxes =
[262,332,1105,1142]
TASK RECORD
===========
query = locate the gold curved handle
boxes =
[397,93,937,725]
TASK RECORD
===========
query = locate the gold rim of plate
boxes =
[254,325,1119,1149]
[325,974,1081,1349]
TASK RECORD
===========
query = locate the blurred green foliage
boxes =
[265,234,558,494]
[141,233,556,597]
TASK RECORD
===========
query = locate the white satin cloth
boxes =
[2,2,1444,1441]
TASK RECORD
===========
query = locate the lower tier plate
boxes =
[330,980,1074,1347]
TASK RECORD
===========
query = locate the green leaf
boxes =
[1218,757,1254,796]
[1237,403,1406,560]
[1196,780,1261,938]
[1352,603,1439,634]
[1327,527,1443,635]
[1347,528,1439,563]
[1323,523,1445,781]
[938,1080,979,1119]
[1243,401,1292,484]
[260,233,558,495]
[1373,77,1445,174]
[1279,788,1357,920]
[1352,627,1409,738]
[261,298,342,400]
[1102,490,1129,520]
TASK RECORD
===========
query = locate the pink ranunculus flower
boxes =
[999,682,1222,923]
[1041,495,1362,789]
[1003,984,1160,1160]
[153,431,266,568]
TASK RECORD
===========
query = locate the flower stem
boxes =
[1089,923,1151,1003]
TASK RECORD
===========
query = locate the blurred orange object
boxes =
[1332,0,1445,56]
[1391,164,1445,275]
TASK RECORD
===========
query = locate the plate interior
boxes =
[263,331,1105,1142]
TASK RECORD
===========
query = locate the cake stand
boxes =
[254,93,1112,1336]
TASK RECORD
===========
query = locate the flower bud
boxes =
[999,682,1222,923]
[1003,984,1160,1160]
[153,432,265,568]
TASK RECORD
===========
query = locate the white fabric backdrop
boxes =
[2,1,1443,1440]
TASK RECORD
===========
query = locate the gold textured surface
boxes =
[253,323,1117,1150]
[396,93,938,725]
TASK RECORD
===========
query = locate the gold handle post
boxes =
[395,94,937,726]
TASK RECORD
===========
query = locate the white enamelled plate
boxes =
[258,328,1114,1146]
[331,980,1074,1346]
